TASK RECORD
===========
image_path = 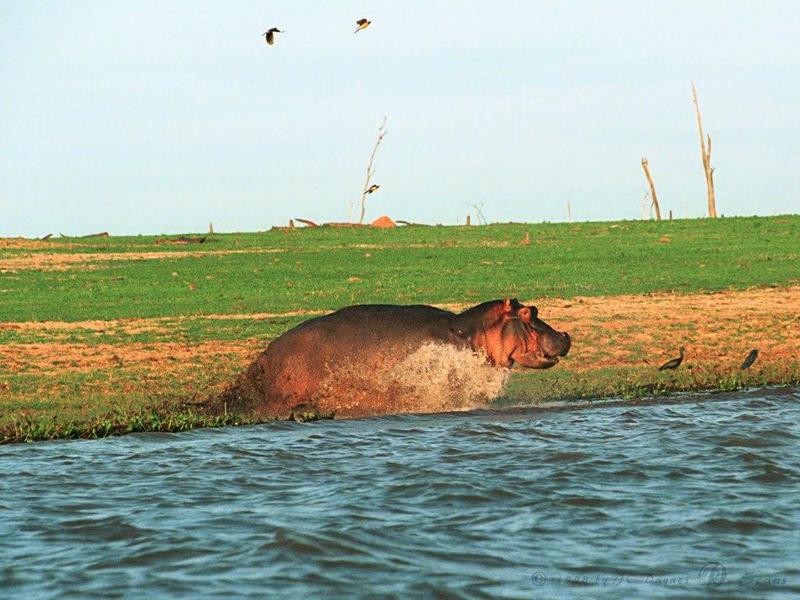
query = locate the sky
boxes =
[1,1,798,237]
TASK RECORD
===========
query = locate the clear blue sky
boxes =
[1,1,798,236]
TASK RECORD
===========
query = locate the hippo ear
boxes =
[502,298,513,313]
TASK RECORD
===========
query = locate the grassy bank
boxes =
[2,215,799,443]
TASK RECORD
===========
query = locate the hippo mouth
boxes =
[514,332,570,369]
[534,350,561,368]
[512,349,562,369]
[500,313,571,370]
[541,352,560,365]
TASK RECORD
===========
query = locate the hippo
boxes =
[220,298,570,418]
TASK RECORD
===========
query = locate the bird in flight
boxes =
[365,184,380,194]
[658,347,685,371]
[354,18,371,33]
[740,348,759,370]
[263,27,283,46]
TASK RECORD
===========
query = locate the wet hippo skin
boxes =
[221,298,570,418]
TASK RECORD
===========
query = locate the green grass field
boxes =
[3,215,799,323]
[2,215,799,443]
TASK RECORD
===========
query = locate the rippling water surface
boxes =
[2,387,800,599]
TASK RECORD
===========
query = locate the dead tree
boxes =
[466,202,487,225]
[691,82,717,218]
[640,158,662,220]
[355,116,387,225]
[566,200,573,223]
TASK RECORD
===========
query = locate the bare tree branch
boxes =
[356,116,388,225]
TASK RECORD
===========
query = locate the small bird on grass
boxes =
[263,27,283,45]
[354,18,371,33]
[740,348,759,370]
[658,347,685,371]
[365,184,380,194]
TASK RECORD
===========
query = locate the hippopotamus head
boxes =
[499,306,571,368]
[450,298,570,368]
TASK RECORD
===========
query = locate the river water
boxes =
[1,387,799,599]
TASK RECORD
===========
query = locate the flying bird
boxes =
[365,184,380,194]
[740,348,759,370]
[354,18,371,33]
[263,27,283,45]
[658,347,685,371]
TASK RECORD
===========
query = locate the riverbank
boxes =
[3,284,799,443]
[2,216,799,443]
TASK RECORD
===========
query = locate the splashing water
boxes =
[315,343,510,417]
[391,342,511,412]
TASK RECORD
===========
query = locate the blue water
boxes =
[1,387,799,599]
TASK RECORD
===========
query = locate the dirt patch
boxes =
[0,238,74,251]
[0,341,260,374]
[4,286,798,413]
[524,286,800,372]
[1,242,521,271]
[0,248,286,272]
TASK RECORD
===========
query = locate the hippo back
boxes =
[251,304,462,415]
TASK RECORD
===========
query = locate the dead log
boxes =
[177,235,206,244]
[295,218,318,227]
[155,236,207,245]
